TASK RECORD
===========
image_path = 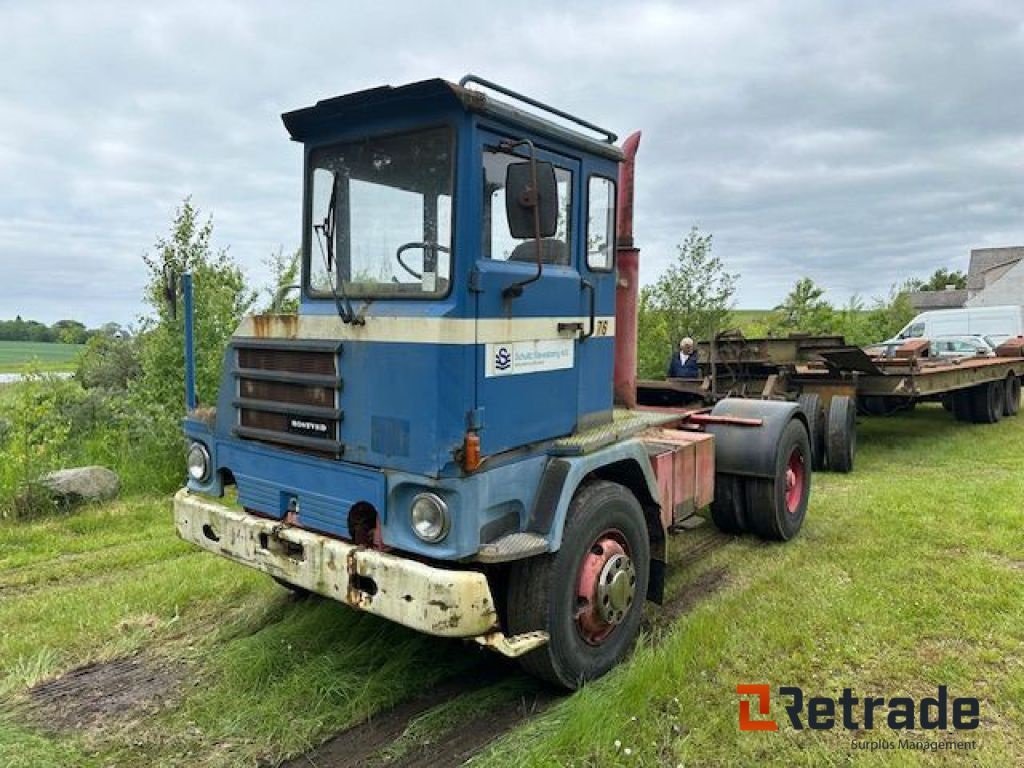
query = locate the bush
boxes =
[0,369,78,518]
[76,333,142,391]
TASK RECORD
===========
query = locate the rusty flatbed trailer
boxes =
[638,334,1024,473]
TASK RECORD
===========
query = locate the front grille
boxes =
[232,340,344,458]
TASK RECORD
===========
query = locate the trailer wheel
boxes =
[826,395,856,473]
[1004,375,1020,417]
[745,419,811,541]
[970,381,1004,424]
[798,393,826,470]
[710,474,747,534]
[951,389,973,421]
[506,480,650,689]
[941,394,953,412]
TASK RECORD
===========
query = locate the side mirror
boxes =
[163,264,177,320]
[505,160,558,239]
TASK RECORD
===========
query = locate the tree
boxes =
[52,319,89,345]
[917,268,967,291]
[259,246,301,314]
[637,227,737,378]
[769,278,836,336]
[135,197,256,414]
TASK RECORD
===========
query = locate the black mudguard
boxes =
[704,398,807,479]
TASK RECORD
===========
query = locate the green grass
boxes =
[0,341,83,373]
[730,309,774,337]
[0,406,1022,766]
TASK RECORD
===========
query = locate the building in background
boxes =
[909,246,1023,310]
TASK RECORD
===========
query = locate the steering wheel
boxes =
[396,241,450,279]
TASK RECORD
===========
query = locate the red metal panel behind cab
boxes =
[641,428,715,527]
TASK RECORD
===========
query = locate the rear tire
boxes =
[970,381,1003,424]
[710,473,747,534]
[797,393,826,471]
[826,395,856,473]
[1004,375,1020,417]
[506,480,650,690]
[745,420,811,541]
[952,389,973,422]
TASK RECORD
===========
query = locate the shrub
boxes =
[76,333,142,391]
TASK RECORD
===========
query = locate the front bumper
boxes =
[174,489,499,638]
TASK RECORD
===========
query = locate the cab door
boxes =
[472,131,583,456]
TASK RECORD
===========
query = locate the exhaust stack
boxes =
[613,131,641,408]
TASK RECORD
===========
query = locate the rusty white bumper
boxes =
[174,489,504,639]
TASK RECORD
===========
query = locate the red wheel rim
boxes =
[784,446,806,515]
[574,530,636,645]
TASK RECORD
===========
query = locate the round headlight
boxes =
[187,442,211,483]
[410,492,449,543]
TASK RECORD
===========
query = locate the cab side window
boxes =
[482,148,572,264]
[586,176,615,271]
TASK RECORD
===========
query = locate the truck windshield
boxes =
[307,127,453,299]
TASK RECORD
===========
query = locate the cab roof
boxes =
[281,77,624,162]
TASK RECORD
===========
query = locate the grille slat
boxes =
[238,348,335,376]
[239,378,335,407]
[233,344,342,459]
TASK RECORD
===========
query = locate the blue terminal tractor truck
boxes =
[174,76,815,689]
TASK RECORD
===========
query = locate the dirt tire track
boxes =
[277,664,515,768]
[282,522,738,768]
[26,654,185,731]
[386,689,558,768]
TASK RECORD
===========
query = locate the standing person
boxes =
[667,337,699,378]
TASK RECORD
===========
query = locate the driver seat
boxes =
[507,238,569,266]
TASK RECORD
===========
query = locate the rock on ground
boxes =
[39,466,120,504]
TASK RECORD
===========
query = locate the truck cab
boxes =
[175,77,812,689]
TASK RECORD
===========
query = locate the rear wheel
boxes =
[826,395,856,473]
[1004,375,1020,417]
[970,381,1003,424]
[506,480,650,689]
[710,473,747,534]
[745,420,811,541]
[952,389,974,421]
[798,393,826,471]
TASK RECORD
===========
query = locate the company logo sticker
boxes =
[494,346,512,371]
[485,340,574,377]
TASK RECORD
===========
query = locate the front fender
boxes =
[527,439,661,552]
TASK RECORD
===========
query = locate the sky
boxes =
[1,0,1023,327]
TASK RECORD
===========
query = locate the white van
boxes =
[891,305,1024,345]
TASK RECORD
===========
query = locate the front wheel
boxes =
[505,481,650,689]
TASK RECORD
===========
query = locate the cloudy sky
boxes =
[1,0,1022,327]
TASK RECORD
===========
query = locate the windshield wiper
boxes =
[313,171,363,325]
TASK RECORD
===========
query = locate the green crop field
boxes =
[0,403,1021,767]
[0,341,84,374]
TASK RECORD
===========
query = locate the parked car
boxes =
[928,335,996,358]
[864,334,996,359]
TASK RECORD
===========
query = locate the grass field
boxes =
[0,341,84,373]
[0,404,1021,766]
